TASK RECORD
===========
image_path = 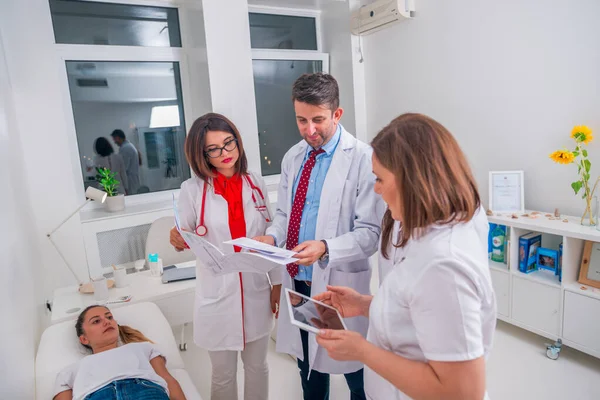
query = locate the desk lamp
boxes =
[47,186,107,285]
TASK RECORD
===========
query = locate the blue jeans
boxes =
[294,280,367,400]
[84,378,169,400]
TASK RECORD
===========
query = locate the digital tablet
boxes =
[285,288,347,335]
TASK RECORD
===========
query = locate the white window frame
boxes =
[53,0,201,209]
[248,6,329,186]
[248,5,323,52]
[56,46,194,209]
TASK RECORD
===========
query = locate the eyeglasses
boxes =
[205,138,238,158]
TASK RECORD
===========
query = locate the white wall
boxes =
[1,0,90,306]
[202,0,262,173]
[0,22,42,400]
[321,1,357,136]
[362,0,600,217]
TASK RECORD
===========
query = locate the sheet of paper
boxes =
[173,200,291,274]
[178,230,288,274]
[491,173,523,212]
[224,237,297,259]
[180,231,224,274]
[172,193,181,231]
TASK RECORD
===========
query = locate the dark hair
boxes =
[292,73,340,111]
[372,113,481,259]
[94,137,114,157]
[110,129,126,140]
[75,305,153,352]
[184,113,248,182]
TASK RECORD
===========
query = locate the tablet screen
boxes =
[286,289,346,331]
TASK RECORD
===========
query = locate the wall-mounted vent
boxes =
[76,78,108,87]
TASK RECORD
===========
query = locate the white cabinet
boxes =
[512,276,561,336]
[490,269,510,317]
[563,291,600,353]
[486,212,600,359]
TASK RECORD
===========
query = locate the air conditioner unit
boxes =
[351,0,415,36]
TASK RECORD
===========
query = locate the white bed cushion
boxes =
[170,369,202,399]
[36,302,198,400]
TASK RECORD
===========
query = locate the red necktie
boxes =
[286,149,325,278]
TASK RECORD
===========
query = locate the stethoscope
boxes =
[195,175,271,236]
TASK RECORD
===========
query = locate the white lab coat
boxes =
[267,127,384,374]
[178,170,282,351]
[365,209,495,400]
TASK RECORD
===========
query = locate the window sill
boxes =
[80,199,173,223]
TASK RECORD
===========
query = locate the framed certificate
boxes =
[489,171,525,213]
[579,241,600,289]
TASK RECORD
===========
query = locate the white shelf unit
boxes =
[488,211,600,359]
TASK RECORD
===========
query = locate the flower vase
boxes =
[581,196,598,226]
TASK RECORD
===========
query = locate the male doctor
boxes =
[254,73,382,400]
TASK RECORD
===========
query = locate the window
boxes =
[250,10,327,176]
[66,61,189,195]
[249,13,317,50]
[253,59,324,176]
[49,0,182,47]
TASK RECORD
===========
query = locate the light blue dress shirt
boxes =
[291,124,342,281]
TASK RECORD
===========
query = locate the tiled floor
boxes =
[178,319,600,400]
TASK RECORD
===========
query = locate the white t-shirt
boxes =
[365,209,496,400]
[54,342,168,400]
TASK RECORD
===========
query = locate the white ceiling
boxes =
[247,0,346,11]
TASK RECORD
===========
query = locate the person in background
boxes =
[169,113,281,400]
[53,305,186,400]
[315,113,496,400]
[90,137,129,195]
[253,73,383,400]
[111,129,140,195]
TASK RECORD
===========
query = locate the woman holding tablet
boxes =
[170,113,281,400]
[315,113,496,400]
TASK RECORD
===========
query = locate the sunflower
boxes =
[571,125,593,145]
[550,150,575,165]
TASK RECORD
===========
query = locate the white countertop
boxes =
[51,261,196,324]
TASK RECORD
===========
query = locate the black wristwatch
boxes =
[319,240,329,262]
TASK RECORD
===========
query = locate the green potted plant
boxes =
[96,167,125,212]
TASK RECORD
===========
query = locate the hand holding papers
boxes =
[223,238,297,264]
[180,232,293,276]
[173,195,295,275]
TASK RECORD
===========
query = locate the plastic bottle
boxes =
[148,253,163,277]
[490,225,506,262]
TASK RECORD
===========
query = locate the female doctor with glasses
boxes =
[170,113,281,400]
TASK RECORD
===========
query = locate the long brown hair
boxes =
[75,305,153,352]
[184,113,248,182]
[372,113,480,259]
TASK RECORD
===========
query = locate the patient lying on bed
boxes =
[53,305,187,400]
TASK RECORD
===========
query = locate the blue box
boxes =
[557,243,563,282]
[519,232,542,273]
[537,247,559,272]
